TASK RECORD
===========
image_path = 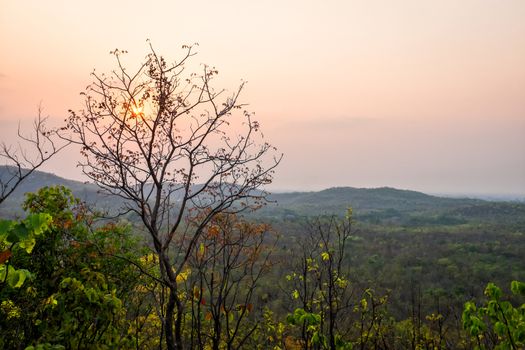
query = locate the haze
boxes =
[1,0,524,196]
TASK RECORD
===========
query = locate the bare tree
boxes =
[0,106,69,205]
[63,43,281,350]
[188,213,275,350]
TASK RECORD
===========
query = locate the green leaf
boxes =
[16,223,31,240]
[292,289,299,299]
[360,298,368,311]
[19,238,36,254]
[286,313,296,325]
[494,321,506,336]
[511,280,525,296]
[6,227,22,244]
[469,324,481,337]
[25,213,52,236]
[0,219,14,235]
[485,282,502,300]
[7,268,31,288]
[0,265,6,281]
[312,332,320,344]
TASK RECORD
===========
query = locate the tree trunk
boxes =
[165,287,177,350]
[175,291,184,350]
[329,315,336,350]
[164,286,185,350]
[212,315,221,350]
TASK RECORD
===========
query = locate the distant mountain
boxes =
[0,167,265,217]
[254,186,478,219]
[0,166,117,217]
[268,186,484,213]
[256,187,525,227]
[1,167,524,228]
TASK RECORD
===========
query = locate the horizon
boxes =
[2,165,524,201]
[1,1,524,196]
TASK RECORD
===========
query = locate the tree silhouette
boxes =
[0,106,68,205]
[64,43,281,350]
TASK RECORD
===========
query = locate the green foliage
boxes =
[286,308,354,349]
[0,213,52,289]
[25,344,65,350]
[38,271,132,348]
[463,281,525,349]
[283,212,362,350]
[286,308,322,327]
[253,308,286,349]
[286,308,326,348]
[511,281,525,296]
[2,183,524,349]
[1,266,30,288]
[0,186,148,349]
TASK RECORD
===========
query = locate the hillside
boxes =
[3,166,521,256]
[256,187,525,227]
[1,167,524,228]
[0,166,117,217]
[266,186,482,213]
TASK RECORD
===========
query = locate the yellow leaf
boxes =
[176,267,191,283]
[292,290,299,299]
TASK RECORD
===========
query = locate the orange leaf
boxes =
[0,250,12,264]
[63,219,73,229]
[205,311,212,321]
[208,225,220,237]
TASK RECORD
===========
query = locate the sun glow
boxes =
[131,104,144,117]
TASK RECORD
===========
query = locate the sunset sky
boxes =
[1,0,524,196]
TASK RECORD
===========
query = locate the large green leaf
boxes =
[0,219,14,235]
[6,267,31,288]
[19,238,36,254]
[25,213,52,236]
[10,223,29,241]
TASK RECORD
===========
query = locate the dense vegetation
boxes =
[1,182,524,349]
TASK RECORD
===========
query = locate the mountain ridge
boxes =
[1,166,524,228]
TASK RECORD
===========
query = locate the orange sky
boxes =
[1,0,524,195]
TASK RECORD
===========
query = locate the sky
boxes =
[1,0,524,196]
